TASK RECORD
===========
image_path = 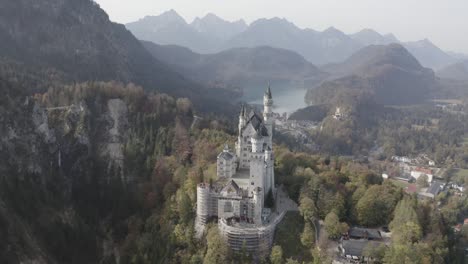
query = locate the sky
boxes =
[94,0,468,54]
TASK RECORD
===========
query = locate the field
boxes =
[389,179,410,189]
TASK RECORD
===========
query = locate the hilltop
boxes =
[142,41,327,94]
[307,44,436,106]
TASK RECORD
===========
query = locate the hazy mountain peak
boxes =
[155,9,187,24]
[250,17,298,30]
[351,29,399,46]
[357,28,380,35]
[384,33,399,42]
[437,60,468,80]
[190,12,247,42]
[201,13,224,21]
[403,39,456,69]
[126,11,457,68]
[409,38,436,48]
[323,26,341,34]
[323,43,427,78]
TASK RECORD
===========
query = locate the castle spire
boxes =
[265,83,272,99]
[239,104,245,117]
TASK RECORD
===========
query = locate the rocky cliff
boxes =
[0,80,190,263]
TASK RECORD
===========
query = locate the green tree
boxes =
[300,222,315,248]
[390,197,422,244]
[356,184,400,227]
[270,245,284,264]
[204,227,229,264]
[299,196,318,222]
[324,212,341,238]
[416,174,429,188]
[285,258,300,264]
[177,191,192,225]
[362,243,386,263]
[311,247,332,264]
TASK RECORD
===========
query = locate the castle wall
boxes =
[250,154,266,195]
[218,211,286,258]
[238,124,256,169]
[217,157,235,178]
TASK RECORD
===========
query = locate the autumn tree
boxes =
[204,227,230,264]
[270,245,284,264]
[300,222,315,248]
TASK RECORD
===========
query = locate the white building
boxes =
[196,87,278,256]
[411,167,433,183]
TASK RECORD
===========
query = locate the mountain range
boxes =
[437,61,468,81]
[306,44,437,106]
[126,10,462,70]
[142,41,327,96]
[0,2,231,112]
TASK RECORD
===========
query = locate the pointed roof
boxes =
[245,112,269,137]
[265,84,272,99]
[252,130,263,140]
[239,104,245,117]
[221,180,241,194]
[218,150,234,161]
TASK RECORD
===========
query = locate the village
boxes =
[324,152,468,263]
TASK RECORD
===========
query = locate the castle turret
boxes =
[239,105,246,132]
[263,85,274,147]
[253,187,263,224]
[197,183,211,224]
[264,147,272,162]
[264,147,275,197]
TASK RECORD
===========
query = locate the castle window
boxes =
[251,182,254,185]
[224,202,233,213]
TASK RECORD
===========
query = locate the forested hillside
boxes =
[142,41,327,94]
[0,73,245,263]
[0,0,233,113]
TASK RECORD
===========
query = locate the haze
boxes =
[94,0,468,54]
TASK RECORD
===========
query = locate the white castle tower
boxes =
[196,86,278,256]
[263,85,274,147]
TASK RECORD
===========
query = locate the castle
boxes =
[196,86,281,255]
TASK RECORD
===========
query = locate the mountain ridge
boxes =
[142,41,328,95]
[306,44,436,106]
[0,1,233,113]
[126,10,459,69]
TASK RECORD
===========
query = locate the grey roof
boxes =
[222,180,241,194]
[348,227,382,240]
[218,151,234,160]
[245,112,269,137]
[427,182,442,196]
[239,105,245,117]
[342,240,383,257]
[265,85,272,99]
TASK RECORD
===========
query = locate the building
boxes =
[348,227,382,240]
[418,181,444,199]
[196,87,280,256]
[340,240,385,261]
[411,167,434,183]
[333,107,343,120]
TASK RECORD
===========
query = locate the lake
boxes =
[243,85,308,114]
